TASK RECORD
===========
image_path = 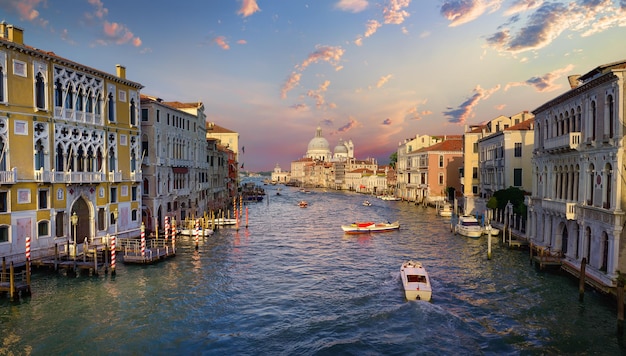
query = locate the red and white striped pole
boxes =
[171,220,176,252]
[194,219,200,250]
[25,236,31,269]
[110,235,116,276]
[246,206,249,228]
[164,216,170,243]
[141,223,146,258]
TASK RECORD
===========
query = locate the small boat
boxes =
[454,215,483,238]
[341,220,400,234]
[363,200,372,206]
[380,195,401,201]
[438,202,453,217]
[400,260,432,301]
[298,200,308,208]
[483,225,500,236]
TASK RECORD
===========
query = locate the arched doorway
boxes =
[561,224,568,255]
[71,197,90,244]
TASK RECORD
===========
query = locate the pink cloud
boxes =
[505,64,574,92]
[338,118,360,132]
[238,0,261,17]
[443,85,501,124]
[214,36,230,50]
[281,72,302,99]
[383,0,411,25]
[103,21,142,47]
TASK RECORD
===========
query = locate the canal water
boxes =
[1,183,624,355]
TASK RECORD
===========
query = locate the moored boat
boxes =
[363,200,372,206]
[438,202,452,217]
[341,220,400,234]
[454,215,483,238]
[298,200,308,208]
[178,228,214,236]
[400,260,432,301]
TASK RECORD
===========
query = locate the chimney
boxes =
[7,25,24,45]
[568,75,581,89]
[116,64,126,79]
[0,21,6,39]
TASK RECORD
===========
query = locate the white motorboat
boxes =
[438,202,452,217]
[483,225,500,236]
[363,200,372,206]
[400,260,432,301]
[454,215,483,238]
[341,221,400,234]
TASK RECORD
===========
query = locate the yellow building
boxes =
[0,24,143,261]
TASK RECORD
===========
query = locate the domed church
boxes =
[306,126,354,162]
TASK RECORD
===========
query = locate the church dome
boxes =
[334,139,348,154]
[307,126,330,151]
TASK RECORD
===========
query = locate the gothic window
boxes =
[96,148,103,172]
[95,91,102,115]
[0,64,4,102]
[56,143,64,171]
[35,72,45,109]
[65,83,74,109]
[54,79,63,107]
[76,87,84,112]
[109,146,116,171]
[130,98,136,126]
[0,138,6,171]
[107,92,115,122]
[86,90,93,113]
[588,164,594,205]
[34,139,45,170]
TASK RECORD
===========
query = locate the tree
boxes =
[492,186,527,215]
[389,152,397,169]
[487,196,498,210]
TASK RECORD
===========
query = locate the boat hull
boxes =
[341,221,400,234]
[404,289,433,301]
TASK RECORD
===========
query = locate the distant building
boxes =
[396,135,443,201]
[271,164,290,183]
[140,96,229,231]
[412,136,464,204]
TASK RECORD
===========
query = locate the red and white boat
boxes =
[341,221,400,234]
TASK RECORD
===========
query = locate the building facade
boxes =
[396,134,442,201]
[0,24,142,261]
[528,60,626,290]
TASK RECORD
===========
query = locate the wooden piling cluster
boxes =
[120,238,176,264]
[0,258,31,301]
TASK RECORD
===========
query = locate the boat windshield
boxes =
[461,221,480,226]
[407,275,427,283]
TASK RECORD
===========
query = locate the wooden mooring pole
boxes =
[579,258,587,302]
[617,279,624,334]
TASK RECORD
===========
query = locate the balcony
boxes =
[543,132,581,153]
[542,199,577,220]
[0,168,17,184]
[109,171,122,182]
[131,170,142,182]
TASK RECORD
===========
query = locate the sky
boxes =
[2,0,626,172]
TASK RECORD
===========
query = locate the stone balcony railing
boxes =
[0,168,17,184]
[542,199,577,220]
[543,132,581,152]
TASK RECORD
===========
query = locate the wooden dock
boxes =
[530,244,562,270]
[31,242,108,276]
[0,261,31,301]
[120,238,175,264]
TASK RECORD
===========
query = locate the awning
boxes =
[172,167,188,174]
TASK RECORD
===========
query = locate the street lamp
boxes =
[70,212,78,258]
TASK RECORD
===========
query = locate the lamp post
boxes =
[70,212,78,259]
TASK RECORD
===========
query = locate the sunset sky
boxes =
[2,0,626,171]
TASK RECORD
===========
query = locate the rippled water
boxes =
[0,184,624,355]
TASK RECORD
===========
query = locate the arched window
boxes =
[130,98,136,126]
[607,94,614,138]
[107,92,115,122]
[95,91,101,115]
[576,106,581,133]
[87,147,94,172]
[35,139,45,170]
[86,90,93,113]
[77,145,85,172]
[601,232,608,272]
[108,147,116,171]
[0,138,6,171]
[54,79,63,107]
[65,83,74,109]
[591,100,596,141]
[35,72,45,109]
[143,178,149,195]
[585,226,591,264]
[56,143,64,171]
[604,163,612,209]
[96,148,103,172]
[76,87,84,112]
[587,164,595,205]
